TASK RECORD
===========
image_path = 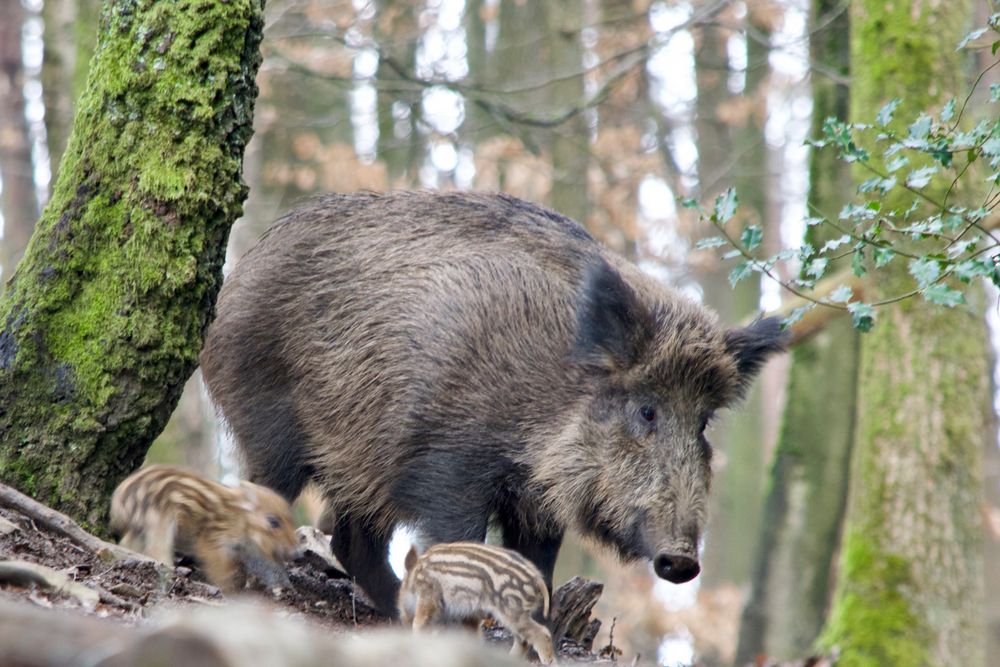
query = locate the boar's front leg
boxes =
[328,513,399,618]
[498,514,563,597]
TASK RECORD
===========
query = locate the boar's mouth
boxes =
[576,502,649,562]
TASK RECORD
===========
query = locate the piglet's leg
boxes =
[143,514,178,566]
[411,594,441,632]
[521,621,556,664]
[194,538,241,593]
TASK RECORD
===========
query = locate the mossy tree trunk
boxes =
[0,0,266,531]
[735,1,854,661]
[819,2,988,665]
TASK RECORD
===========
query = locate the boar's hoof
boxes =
[653,554,700,583]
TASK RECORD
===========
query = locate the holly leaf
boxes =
[819,234,852,254]
[877,99,901,127]
[782,303,816,329]
[906,165,939,189]
[852,248,867,277]
[695,236,728,249]
[714,188,738,224]
[939,99,956,123]
[806,257,829,279]
[885,154,909,173]
[908,114,933,141]
[922,284,965,307]
[729,261,752,287]
[908,258,941,287]
[828,285,854,303]
[847,302,876,332]
[954,258,993,282]
[873,246,895,267]
[957,27,988,51]
[741,225,763,251]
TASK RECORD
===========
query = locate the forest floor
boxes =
[0,488,829,667]
[0,491,615,666]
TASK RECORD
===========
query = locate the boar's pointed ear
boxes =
[574,260,654,371]
[404,546,419,572]
[724,316,788,389]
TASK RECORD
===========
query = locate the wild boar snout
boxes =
[653,552,700,583]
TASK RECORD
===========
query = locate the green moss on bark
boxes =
[819,531,930,667]
[0,0,265,531]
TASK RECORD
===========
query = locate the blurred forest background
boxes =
[2,0,999,665]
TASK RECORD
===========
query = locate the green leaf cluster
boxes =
[688,18,1000,332]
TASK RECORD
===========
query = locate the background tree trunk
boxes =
[543,0,588,226]
[0,0,39,282]
[0,0,266,531]
[819,2,988,665]
[41,0,100,179]
[698,2,769,591]
[735,0,854,661]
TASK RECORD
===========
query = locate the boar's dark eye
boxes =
[640,405,656,422]
[267,515,282,529]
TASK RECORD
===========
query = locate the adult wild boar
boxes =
[200,191,785,615]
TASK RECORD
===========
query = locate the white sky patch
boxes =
[483,0,500,52]
[763,0,812,303]
[986,285,1000,459]
[23,7,50,208]
[422,85,465,134]
[647,22,696,117]
[727,30,748,95]
[647,2,698,192]
[416,0,469,81]
[455,145,476,188]
[350,80,378,163]
[759,273,782,312]
[430,139,459,172]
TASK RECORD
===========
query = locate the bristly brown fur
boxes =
[399,542,555,664]
[200,191,786,614]
[110,465,299,591]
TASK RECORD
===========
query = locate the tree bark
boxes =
[0,0,266,532]
[819,2,987,665]
[735,0,854,661]
[0,0,39,281]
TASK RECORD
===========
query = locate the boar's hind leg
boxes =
[498,515,563,596]
[329,513,399,618]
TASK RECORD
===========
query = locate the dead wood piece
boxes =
[550,576,604,650]
[294,525,348,578]
[0,482,156,564]
[0,597,523,667]
[0,597,121,667]
[0,560,100,610]
[0,514,19,535]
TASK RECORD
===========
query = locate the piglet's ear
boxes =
[724,317,788,390]
[404,546,419,572]
[574,260,654,371]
